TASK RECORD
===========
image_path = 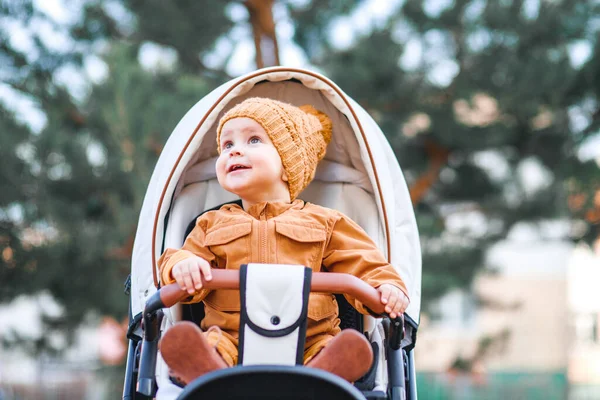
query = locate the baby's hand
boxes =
[172,256,213,295]
[378,284,409,319]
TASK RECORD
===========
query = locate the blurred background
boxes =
[1,0,599,399]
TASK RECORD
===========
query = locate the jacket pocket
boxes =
[307,293,338,321]
[205,222,252,246]
[274,222,326,243]
[274,222,326,268]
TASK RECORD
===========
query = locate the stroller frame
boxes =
[123,67,422,399]
[123,268,419,400]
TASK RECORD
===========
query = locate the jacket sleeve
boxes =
[322,212,409,315]
[158,217,216,303]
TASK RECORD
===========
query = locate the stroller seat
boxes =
[164,163,384,263]
[155,162,389,398]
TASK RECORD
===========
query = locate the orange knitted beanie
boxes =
[217,97,332,200]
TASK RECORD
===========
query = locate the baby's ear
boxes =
[282,169,288,182]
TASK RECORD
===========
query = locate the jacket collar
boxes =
[229,199,305,219]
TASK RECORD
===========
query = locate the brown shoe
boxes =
[159,321,227,385]
[306,329,374,382]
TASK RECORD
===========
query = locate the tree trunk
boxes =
[244,0,280,68]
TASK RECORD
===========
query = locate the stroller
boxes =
[123,67,422,400]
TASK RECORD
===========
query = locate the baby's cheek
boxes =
[215,159,227,179]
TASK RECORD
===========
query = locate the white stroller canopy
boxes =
[130,67,422,322]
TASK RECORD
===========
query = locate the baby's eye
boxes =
[249,136,262,144]
[222,141,233,150]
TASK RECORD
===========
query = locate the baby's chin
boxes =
[219,181,253,198]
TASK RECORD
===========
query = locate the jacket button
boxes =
[270,316,280,325]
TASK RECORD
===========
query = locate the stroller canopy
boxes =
[130,67,422,323]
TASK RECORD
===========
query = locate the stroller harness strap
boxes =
[238,263,312,366]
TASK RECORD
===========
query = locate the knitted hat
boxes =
[217,97,332,200]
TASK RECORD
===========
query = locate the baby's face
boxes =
[216,117,290,203]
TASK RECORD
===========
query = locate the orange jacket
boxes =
[159,200,409,348]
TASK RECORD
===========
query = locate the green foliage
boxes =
[125,0,234,71]
[0,1,227,353]
[287,0,365,59]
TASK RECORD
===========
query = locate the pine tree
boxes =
[286,0,600,308]
[0,0,237,352]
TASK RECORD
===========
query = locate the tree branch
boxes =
[409,139,451,204]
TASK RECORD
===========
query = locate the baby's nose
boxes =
[229,147,242,156]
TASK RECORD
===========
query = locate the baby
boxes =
[158,97,409,385]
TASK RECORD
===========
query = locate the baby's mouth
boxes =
[228,164,250,173]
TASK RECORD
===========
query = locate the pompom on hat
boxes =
[216,97,332,201]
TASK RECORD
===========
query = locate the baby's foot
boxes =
[159,321,227,385]
[306,329,374,382]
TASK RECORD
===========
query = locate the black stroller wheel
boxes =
[177,365,366,400]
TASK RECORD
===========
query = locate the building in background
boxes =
[567,243,600,399]
[0,300,123,400]
[416,239,600,400]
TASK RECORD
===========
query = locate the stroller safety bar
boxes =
[146,270,390,315]
[137,270,405,397]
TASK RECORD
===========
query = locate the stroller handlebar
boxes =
[149,269,386,316]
